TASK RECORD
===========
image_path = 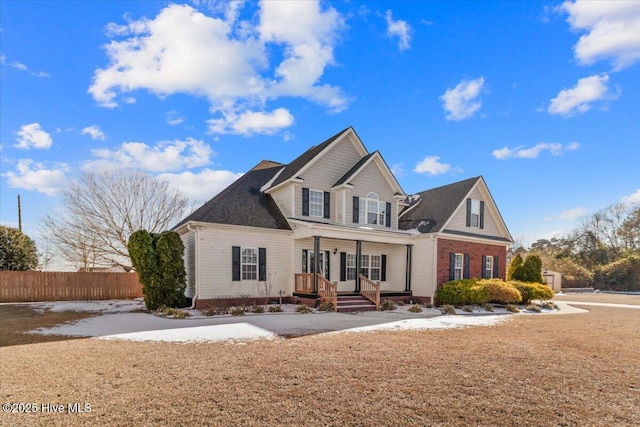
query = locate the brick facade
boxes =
[437,238,507,286]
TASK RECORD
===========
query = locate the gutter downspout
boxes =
[186,224,199,309]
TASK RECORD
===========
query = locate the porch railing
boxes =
[359,274,380,308]
[294,273,314,293]
[317,275,337,311]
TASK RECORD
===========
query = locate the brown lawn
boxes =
[1,296,639,426]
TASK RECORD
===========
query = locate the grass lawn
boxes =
[1,295,639,426]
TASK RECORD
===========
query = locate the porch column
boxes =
[313,236,321,293]
[355,240,362,292]
[405,244,413,292]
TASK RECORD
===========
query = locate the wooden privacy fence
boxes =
[0,271,143,302]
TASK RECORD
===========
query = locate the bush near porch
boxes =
[436,278,553,306]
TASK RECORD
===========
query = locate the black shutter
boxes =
[466,198,472,227]
[385,202,391,228]
[340,252,346,281]
[449,253,456,281]
[324,192,330,219]
[302,249,308,273]
[493,256,499,279]
[325,251,330,280]
[232,246,241,281]
[381,254,387,281]
[480,201,485,229]
[258,248,267,281]
[463,253,470,279]
[481,255,487,278]
[302,188,310,216]
[352,196,360,223]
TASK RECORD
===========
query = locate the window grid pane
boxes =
[309,190,323,217]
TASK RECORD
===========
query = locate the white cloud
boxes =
[158,169,243,204]
[414,156,451,175]
[14,123,53,149]
[81,125,106,141]
[560,0,640,70]
[622,189,640,206]
[166,110,184,126]
[1,54,49,77]
[89,2,346,135]
[85,138,213,172]
[439,77,485,121]
[385,10,412,51]
[207,108,294,135]
[548,74,617,117]
[544,207,587,221]
[492,142,579,159]
[3,159,69,196]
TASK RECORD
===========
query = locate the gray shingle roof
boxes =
[270,127,352,188]
[174,160,291,231]
[333,152,377,186]
[398,177,480,233]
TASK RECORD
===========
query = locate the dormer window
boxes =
[309,189,324,217]
[359,192,386,226]
[466,198,485,229]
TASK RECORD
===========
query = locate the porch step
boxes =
[336,294,377,313]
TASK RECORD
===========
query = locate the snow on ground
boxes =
[553,301,640,309]
[99,323,276,344]
[29,299,144,314]
[332,314,508,335]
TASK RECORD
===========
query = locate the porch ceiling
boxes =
[289,219,414,245]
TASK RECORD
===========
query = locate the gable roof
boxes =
[398,177,480,233]
[333,152,377,186]
[269,127,352,188]
[174,160,291,231]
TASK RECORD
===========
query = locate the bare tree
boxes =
[42,169,189,269]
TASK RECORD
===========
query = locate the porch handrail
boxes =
[317,274,337,311]
[294,273,314,293]
[359,274,380,308]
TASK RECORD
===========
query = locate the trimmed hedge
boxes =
[477,279,522,304]
[512,281,554,304]
[436,278,553,306]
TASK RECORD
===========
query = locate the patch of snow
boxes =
[556,301,640,310]
[29,299,144,314]
[333,314,507,335]
[99,323,276,344]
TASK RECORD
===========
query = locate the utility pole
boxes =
[18,195,22,232]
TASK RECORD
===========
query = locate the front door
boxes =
[302,249,330,280]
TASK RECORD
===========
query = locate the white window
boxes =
[359,192,386,226]
[309,189,324,217]
[241,248,257,280]
[470,199,481,228]
[453,253,464,280]
[358,254,382,281]
[484,255,494,279]
[346,254,357,280]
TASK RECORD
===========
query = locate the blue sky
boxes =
[1,0,639,257]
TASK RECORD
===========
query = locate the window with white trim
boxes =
[309,189,324,217]
[346,254,357,280]
[359,192,386,225]
[453,253,464,280]
[470,199,481,228]
[241,248,257,280]
[359,254,382,280]
[484,255,494,279]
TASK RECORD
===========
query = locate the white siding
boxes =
[410,237,437,299]
[446,187,502,237]
[348,160,398,229]
[271,184,293,219]
[181,231,196,298]
[196,225,292,299]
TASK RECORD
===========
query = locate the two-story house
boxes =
[173,127,513,310]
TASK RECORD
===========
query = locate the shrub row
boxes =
[436,278,553,306]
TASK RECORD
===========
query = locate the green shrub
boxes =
[441,304,456,315]
[268,305,283,313]
[435,279,489,305]
[507,253,523,281]
[296,304,312,314]
[594,255,640,292]
[512,281,554,303]
[506,304,520,313]
[318,301,335,312]
[511,255,544,283]
[478,279,522,304]
[379,300,397,311]
[252,305,265,314]
[408,304,423,313]
[230,306,245,316]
